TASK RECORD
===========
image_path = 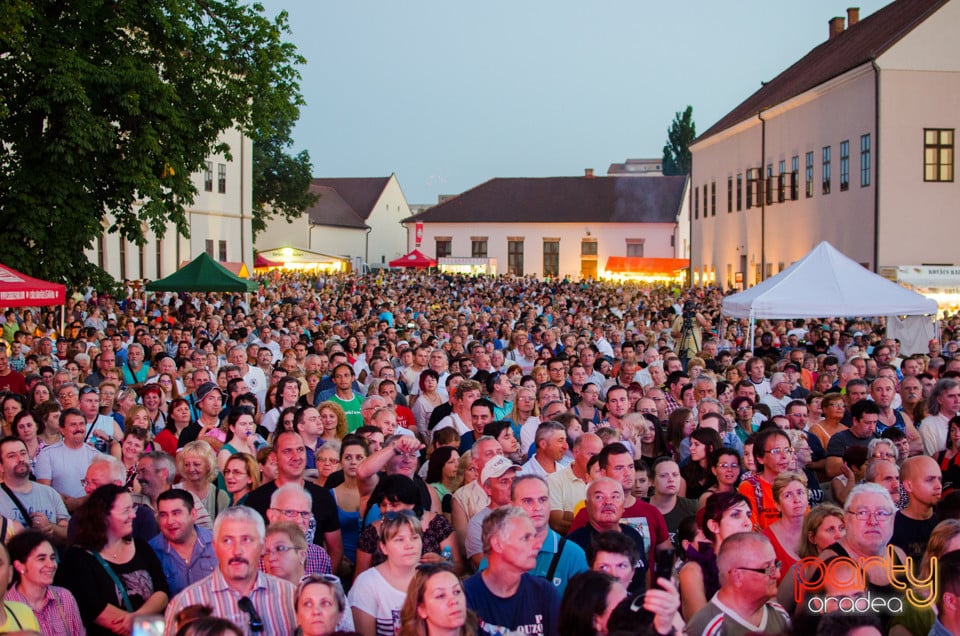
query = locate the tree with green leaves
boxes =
[662,106,696,176]
[0,0,315,290]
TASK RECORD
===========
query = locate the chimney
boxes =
[584,168,595,179]
[829,16,845,39]
[847,7,859,26]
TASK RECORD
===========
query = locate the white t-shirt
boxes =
[35,442,103,498]
[347,567,406,636]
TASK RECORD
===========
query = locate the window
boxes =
[766,164,774,205]
[703,185,708,218]
[138,244,145,280]
[746,168,760,209]
[625,241,644,257]
[840,140,850,191]
[736,173,742,211]
[97,235,106,269]
[204,162,213,192]
[508,240,524,275]
[217,163,227,194]
[710,181,716,216]
[435,239,451,259]
[119,240,127,281]
[860,134,871,187]
[727,177,732,213]
[205,239,214,257]
[471,239,487,258]
[155,240,162,278]
[693,187,698,219]
[822,146,831,194]
[219,240,227,261]
[791,156,799,200]
[778,160,786,203]
[805,152,814,197]
[924,128,954,182]
[543,241,559,277]
[581,240,597,255]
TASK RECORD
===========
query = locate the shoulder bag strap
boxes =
[545,536,567,582]
[0,484,34,528]
[88,550,134,611]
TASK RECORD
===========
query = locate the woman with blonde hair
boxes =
[177,441,230,522]
[222,453,260,505]
[348,511,424,636]
[317,401,348,443]
[762,470,809,583]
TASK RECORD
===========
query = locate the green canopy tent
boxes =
[145,252,257,293]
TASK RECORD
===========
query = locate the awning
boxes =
[604,257,689,275]
[389,249,437,269]
[0,263,66,307]
[180,261,250,278]
[254,254,282,269]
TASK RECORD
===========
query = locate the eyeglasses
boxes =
[847,509,894,522]
[736,560,781,577]
[763,447,795,456]
[262,544,302,557]
[269,508,312,521]
[736,406,753,412]
[79,386,99,395]
[237,597,264,633]
[717,463,740,470]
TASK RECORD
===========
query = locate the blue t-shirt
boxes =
[463,572,559,636]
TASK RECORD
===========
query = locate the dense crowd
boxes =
[0,270,959,635]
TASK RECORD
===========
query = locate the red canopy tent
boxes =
[254,253,282,269]
[389,249,437,269]
[0,263,66,307]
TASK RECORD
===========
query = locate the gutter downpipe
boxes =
[759,109,767,283]
[871,58,880,273]
[365,226,372,270]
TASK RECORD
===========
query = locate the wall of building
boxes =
[86,127,253,281]
[409,221,678,279]
[365,175,411,266]
[877,1,960,267]
[690,66,876,288]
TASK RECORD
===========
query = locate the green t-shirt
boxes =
[332,393,365,433]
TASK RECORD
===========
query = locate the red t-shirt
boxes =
[0,370,27,396]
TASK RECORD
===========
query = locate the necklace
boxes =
[102,541,128,560]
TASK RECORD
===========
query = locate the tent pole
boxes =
[748,311,756,354]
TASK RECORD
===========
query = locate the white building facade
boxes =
[690,0,960,289]
[86,127,254,281]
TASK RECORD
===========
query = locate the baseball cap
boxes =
[196,382,223,401]
[480,455,519,484]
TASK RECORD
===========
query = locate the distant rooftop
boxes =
[607,158,664,176]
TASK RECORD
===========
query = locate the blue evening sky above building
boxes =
[256,1,889,205]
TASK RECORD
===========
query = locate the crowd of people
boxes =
[0,270,959,635]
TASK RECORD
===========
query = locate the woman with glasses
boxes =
[678,492,754,621]
[399,562,477,636]
[263,521,309,584]
[296,574,351,636]
[315,443,341,488]
[56,484,169,635]
[5,530,84,636]
[355,475,461,578]
[698,448,743,507]
[217,408,261,473]
[730,396,756,443]
[222,453,260,505]
[349,511,424,636]
[762,471,808,583]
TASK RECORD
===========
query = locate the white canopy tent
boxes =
[722,241,937,349]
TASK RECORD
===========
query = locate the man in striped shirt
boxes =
[163,506,296,636]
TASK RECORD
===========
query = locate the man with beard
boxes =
[0,436,69,545]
